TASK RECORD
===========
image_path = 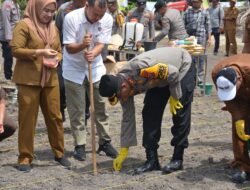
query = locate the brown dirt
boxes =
[0,34,249,190]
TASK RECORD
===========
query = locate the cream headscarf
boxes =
[23,0,57,87]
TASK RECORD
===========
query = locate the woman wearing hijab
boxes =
[11,0,71,172]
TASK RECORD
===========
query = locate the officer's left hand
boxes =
[169,96,183,115]
[113,147,129,171]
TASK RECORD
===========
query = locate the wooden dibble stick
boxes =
[86,38,97,175]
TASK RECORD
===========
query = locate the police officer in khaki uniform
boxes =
[153,0,187,42]
[223,0,239,56]
[99,47,196,174]
[107,0,124,36]
[127,0,155,45]
[0,0,20,80]
[242,13,250,53]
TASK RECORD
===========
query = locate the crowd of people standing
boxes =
[0,0,250,185]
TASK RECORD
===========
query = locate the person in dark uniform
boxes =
[99,47,196,174]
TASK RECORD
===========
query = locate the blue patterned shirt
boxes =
[183,8,211,47]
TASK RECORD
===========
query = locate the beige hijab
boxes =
[23,0,57,87]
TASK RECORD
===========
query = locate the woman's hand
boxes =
[36,49,57,58]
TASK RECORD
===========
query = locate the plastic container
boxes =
[122,22,144,50]
[143,41,157,52]
[198,83,213,96]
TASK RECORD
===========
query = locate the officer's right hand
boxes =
[113,147,129,171]
[82,33,92,49]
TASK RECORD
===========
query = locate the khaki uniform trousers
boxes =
[225,29,237,55]
[17,84,64,165]
[64,79,111,146]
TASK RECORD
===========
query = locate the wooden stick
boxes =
[87,47,97,175]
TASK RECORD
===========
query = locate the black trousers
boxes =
[1,41,13,80]
[211,27,220,53]
[142,62,196,150]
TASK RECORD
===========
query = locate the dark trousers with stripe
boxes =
[142,62,196,157]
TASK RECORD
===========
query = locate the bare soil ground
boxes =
[0,33,249,190]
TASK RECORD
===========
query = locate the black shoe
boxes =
[213,52,218,56]
[55,156,71,169]
[18,164,32,173]
[225,54,229,57]
[74,145,86,161]
[232,171,248,184]
[133,149,161,175]
[97,141,118,159]
[162,160,183,174]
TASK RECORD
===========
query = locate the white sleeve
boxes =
[96,14,113,44]
[63,13,78,45]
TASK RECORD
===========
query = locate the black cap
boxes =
[137,0,146,6]
[154,0,166,12]
[216,67,237,85]
[99,75,119,97]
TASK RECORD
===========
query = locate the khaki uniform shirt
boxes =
[118,47,192,147]
[0,0,21,41]
[224,7,239,30]
[154,8,187,42]
[127,8,155,41]
[11,21,62,87]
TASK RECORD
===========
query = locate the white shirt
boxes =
[62,7,113,84]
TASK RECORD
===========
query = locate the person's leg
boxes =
[213,28,220,54]
[40,85,64,159]
[1,41,13,80]
[162,61,196,174]
[134,86,170,174]
[64,79,86,161]
[57,63,66,121]
[85,80,117,158]
[17,85,40,168]
[40,85,71,168]
[85,91,90,125]
[142,86,170,150]
[0,113,17,142]
[228,29,237,55]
